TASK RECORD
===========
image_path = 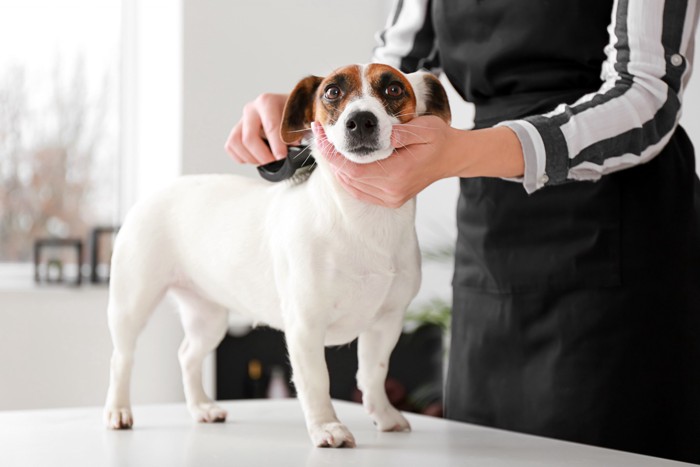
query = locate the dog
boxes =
[103,63,451,448]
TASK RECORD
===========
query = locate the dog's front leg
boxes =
[286,323,356,448]
[357,310,411,432]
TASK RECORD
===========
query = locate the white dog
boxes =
[104,63,451,448]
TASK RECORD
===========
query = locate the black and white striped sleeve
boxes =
[372,0,440,74]
[500,0,699,194]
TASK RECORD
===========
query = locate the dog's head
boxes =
[280,64,451,164]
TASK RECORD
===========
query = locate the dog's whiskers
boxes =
[396,142,419,162]
[394,123,439,130]
[393,127,430,145]
[375,159,389,176]
[294,146,309,159]
[291,145,312,160]
[302,149,315,166]
[391,111,418,119]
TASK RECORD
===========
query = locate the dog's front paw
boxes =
[309,422,356,448]
[369,405,411,432]
[104,406,133,430]
[188,402,228,423]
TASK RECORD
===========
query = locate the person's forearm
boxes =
[446,126,525,180]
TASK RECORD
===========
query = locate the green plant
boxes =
[404,298,451,333]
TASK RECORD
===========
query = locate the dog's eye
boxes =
[385,82,404,98]
[324,86,341,100]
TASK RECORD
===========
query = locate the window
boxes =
[0,0,121,264]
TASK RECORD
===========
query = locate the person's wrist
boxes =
[489,126,525,178]
[446,126,524,179]
[442,127,476,179]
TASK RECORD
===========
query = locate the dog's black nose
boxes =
[345,111,378,138]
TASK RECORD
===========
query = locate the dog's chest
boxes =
[268,176,420,343]
[321,264,405,345]
[309,228,419,345]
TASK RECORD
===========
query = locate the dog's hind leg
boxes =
[356,310,411,432]
[172,288,229,423]
[104,278,167,429]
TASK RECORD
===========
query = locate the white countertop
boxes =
[0,399,693,467]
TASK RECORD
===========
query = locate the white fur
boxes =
[104,68,437,448]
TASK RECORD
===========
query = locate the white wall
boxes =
[0,289,184,411]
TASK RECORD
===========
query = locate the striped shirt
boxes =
[373,0,700,194]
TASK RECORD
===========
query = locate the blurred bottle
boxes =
[266,365,291,399]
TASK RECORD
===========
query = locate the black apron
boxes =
[432,1,700,463]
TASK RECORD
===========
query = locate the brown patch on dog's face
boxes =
[312,65,363,127]
[365,64,417,123]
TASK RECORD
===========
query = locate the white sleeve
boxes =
[372,0,440,73]
[499,0,699,194]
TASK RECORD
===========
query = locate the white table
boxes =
[0,399,693,466]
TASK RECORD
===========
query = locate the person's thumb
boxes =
[263,128,291,160]
[311,121,326,141]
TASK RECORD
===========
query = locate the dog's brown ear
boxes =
[280,75,323,144]
[420,73,451,124]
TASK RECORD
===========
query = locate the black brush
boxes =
[257,144,315,182]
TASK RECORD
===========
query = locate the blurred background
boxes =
[0,0,697,414]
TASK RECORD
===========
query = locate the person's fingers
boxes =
[391,125,430,149]
[226,124,249,164]
[232,127,259,164]
[391,116,442,148]
[337,173,392,208]
[339,173,387,197]
[311,122,340,162]
[226,93,292,165]
[339,173,410,208]
[311,122,355,170]
[242,105,276,165]
[311,121,327,147]
[257,95,292,159]
[230,105,265,165]
[262,121,288,160]
[225,124,243,163]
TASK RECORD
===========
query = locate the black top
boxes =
[433,0,613,126]
[374,1,700,463]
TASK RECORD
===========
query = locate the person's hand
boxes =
[311,116,458,208]
[225,93,296,165]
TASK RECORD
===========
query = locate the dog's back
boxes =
[110,174,285,324]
